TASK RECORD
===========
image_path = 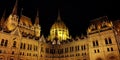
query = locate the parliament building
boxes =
[0,0,120,60]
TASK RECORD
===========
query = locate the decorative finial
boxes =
[35,9,39,24]
[20,8,23,16]
[37,9,39,17]
[57,9,61,21]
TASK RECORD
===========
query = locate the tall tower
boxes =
[0,9,6,29]
[5,0,19,31]
[48,10,70,42]
[34,9,41,38]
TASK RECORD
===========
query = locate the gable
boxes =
[11,27,21,37]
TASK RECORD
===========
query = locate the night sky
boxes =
[0,0,120,37]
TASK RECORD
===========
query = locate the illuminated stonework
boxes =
[48,11,70,42]
[1,0,120,60]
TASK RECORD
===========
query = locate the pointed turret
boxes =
[57,9,61,21]
[35,9,39,25]
[20,8,23,16]
[12,0,18,15]
[34,9,41,37]
[39,35,46,43]
[0,9,6,26]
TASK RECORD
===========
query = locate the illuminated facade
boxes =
[0,0,120,60]
[48,11,70,42]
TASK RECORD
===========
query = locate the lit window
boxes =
[1,39,4,46]
[72,47,74,52]
[109,38,112,44]
[81,45,83,50]
[4,40,8,46]
[85,52,86,55]
[105,37,112,45]
[78,46,80,51]
[93,41,95,46]
[23,52,24,55]
[105,38,108,44]
[36,46,38,51]
[82,53,84,56]
[41,47,43,52]
[0,50,2,53]
[96,40,99,46]
[13,41,16,47]
[107,48,110,51]
[75,46,77,51]
[84,45,86,50]
[97,49,100,53]
[30,45,32,50]
[94,50,96,53]
[29,53,31,56]
[20,52,22,55]
[12,51,14,55]
[66,48,68,53]
[27,44,29,50]
[27,53,28,56]
[23,43,26,49]
[111,47,113,51]
[20,43,23,49]
[93,40,99,47]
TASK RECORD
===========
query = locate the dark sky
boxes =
[0,0,120,37]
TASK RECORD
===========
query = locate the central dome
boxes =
[48,10,70,42]
[51,19,67,29]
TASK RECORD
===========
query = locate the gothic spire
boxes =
[35,9,39,25]
[12,0,18,15]
[0,9,6,26]
[57,9,61,21]
[20,8,23,16]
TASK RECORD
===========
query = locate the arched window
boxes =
[13,41,16,47]
[20,43,23,49]
[4,40,8,47]
[108,38,112,44]
[105,38,108,44]
[1,39,4,46]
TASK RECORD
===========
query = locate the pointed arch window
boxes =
[93,40,99,47]
[105,37,112,45]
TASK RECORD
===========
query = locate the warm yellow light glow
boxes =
[6,14,18,31]
[49,20,70,41]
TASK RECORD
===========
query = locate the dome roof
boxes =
[51,19,67,29]
[49,10,70,42]
[51,10,67,29]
